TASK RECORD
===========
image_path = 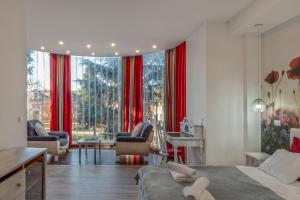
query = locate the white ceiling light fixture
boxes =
[136,49,140,53]
[40,46,45,50]
[59,41,64,45]
[66,50,70,54]
[91,52,95,56]
[86,44,92,49]
[252,24,266,113]
[115,52,119,56]
[152,44,157,49]
[111,43,116,47]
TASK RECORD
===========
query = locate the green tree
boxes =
[75,57,121,133]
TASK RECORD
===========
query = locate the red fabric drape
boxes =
[50,54,72,146]
[132,55,143,128]
[63,55,72,146]
[175,42,186,131]
[50,54,58,131]
[166,49,173,131]
[122,57,131,131]
[122,56,144,132]
[165,42,187,162]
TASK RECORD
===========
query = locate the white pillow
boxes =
[35,123,48,136]
[259,149,300,184]
[259,149,284,173]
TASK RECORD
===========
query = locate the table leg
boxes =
[85,145,88,155]
[186,147,189,165]
[98,141,101,158]
[79,144,81,165]
[94,144,96,164]
[173,144,178,163]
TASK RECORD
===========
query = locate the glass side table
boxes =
[78,138,101,164]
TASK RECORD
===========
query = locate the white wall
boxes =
[244,34,261,152]
[0,0,27,148]
[186,23,207,165]
[186,22,249,165]
[205,22,245,165]
[262,15,300,110]
[186,23,206,125]
[185,14,300,165]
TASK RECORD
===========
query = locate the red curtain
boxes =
[122,57,131,132]
[63,55,72,145]
[175,42,186,131]
[50,54,58,131]
[121,56,144,132]
[165,49,174,131]
[50,53,72,146]
[165,42,187,162]
[132,55,143,128]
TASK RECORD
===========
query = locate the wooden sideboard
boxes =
[0,147,47,200]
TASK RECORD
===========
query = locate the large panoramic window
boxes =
[71,56,121,143]
[143,51,165,127]
[26,50,50,129]
[26,50,164,144]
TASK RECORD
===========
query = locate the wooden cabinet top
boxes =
[0,147,46,178]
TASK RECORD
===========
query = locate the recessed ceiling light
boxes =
[91,52,95,56]
[111,43,116,47]
[136,49,140,53]
[152,45,157,49]
[115,52,119,56]
[40,46,45,50]
[86,44,92,49]
[66,50,70,54]
[59,41,64,45]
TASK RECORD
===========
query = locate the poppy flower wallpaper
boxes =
[261,56,300,154]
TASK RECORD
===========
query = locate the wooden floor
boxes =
[49,148,158,165]
[47,165,140,200]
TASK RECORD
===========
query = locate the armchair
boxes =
[27,120,69,161]
[115,123,154,162]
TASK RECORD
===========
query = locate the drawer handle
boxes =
[16,183,22,187]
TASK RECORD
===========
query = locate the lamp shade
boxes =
[252,98,266,112]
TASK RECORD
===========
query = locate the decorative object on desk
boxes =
[180,117,190,133]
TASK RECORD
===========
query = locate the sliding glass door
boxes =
[26,50,50,129]
[143,52,165,148]
[71,56,121,143]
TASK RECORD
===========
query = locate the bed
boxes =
[138,128,300,200]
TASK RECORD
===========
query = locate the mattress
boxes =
[138,166,300,200]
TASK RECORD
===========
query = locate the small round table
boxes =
[78,138,101,164]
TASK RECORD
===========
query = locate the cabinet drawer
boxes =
[0,169,25,200]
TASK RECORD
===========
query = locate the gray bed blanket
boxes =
[138,166,284,200]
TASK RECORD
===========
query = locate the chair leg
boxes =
[144,155,148,163]
[115,155,120,163]
[54,155,59,162]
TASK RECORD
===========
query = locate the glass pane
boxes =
[72,56,121,144]
[26,50,50,130]
[143,51,165,149]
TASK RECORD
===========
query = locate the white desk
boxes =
[165,132,205,164]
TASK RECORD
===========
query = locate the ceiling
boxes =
[26,0,253,57]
